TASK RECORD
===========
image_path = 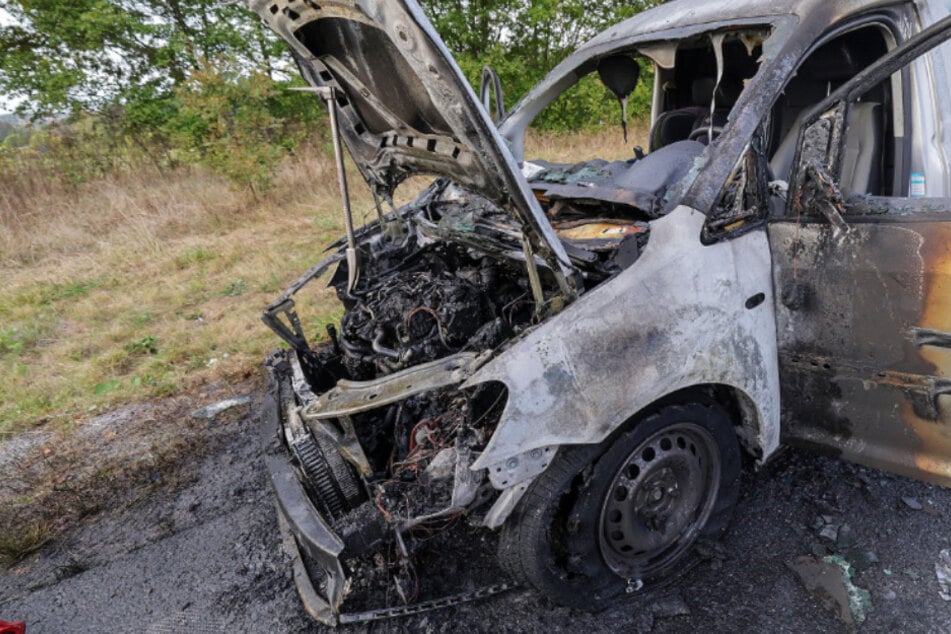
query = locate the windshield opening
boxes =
[509,26,773,232]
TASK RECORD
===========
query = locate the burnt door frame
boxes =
[769,15,951,486]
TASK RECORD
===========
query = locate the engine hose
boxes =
[372,329,401,359]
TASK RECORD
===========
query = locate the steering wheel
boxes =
[688,124,724,144]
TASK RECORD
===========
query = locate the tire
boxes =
[498,401,741,610]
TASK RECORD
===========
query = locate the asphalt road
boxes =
[2,391,950,633]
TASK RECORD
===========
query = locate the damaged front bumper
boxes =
[262,355,349,625]
[261,347,525,625]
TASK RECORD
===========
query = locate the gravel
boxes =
[2,391,950,633]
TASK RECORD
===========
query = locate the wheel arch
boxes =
[627,383,770,462]
[479,378,777,500]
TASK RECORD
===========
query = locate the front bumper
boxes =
[262,354,349,626]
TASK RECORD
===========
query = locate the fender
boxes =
[467,205,781,482]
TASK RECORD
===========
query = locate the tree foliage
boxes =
[0,1,316,191]
[167,63,320,196]
[0,0,665,190]
[423,0,663,128]
[0,0,283,117]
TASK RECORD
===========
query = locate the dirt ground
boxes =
[1,385,950,633]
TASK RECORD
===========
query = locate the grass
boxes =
[0,142,352,433]
[0,125,647,435]
[0,522,52,568]
[525,123,648,163]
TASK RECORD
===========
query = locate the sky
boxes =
[0,8,21,113]
[0,7,15,26]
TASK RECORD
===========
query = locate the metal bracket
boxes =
[301,351,491,419]
[261,299,310,354]
[483,482,530,529]
[486,445,558,489]
[305,415,373,477]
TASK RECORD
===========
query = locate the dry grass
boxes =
[525,124,650,163]
[0,142,360,433]
[0,126,644,434]
[0,522,52,568]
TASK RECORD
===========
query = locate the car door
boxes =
[769,15,951,487]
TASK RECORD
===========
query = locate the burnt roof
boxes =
[580,0,902,52]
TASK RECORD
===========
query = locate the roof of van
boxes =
[581,0,906,51]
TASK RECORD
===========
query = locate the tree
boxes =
[421,0,665,128]
[0,0,667,191]
[0,1,317,191]
[166,62,320,196]
[0,0,284,118]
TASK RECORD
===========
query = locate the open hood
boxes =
[249,0,577,285]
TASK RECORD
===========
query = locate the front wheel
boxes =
[498,402,741,609]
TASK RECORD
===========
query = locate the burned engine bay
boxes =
[262,142,699,604]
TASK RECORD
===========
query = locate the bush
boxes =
[165,62,322,195]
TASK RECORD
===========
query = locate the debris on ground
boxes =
[0,620,26,634]
[632,592,692,634]
[788,554,873,629]
[694,540,728,570]
[819,524,839,542]
[848,548,879,574]
[810,517,879,574]
[835,524,855,551]
[190,395,251,420]
[936,548,951,601]
[902,497,923,511]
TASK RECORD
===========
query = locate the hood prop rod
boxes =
[297,85,360,291]
[326,86,360,292]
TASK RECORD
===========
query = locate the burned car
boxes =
[249,0,951,624]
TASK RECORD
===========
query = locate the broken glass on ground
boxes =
[788,554,873,629]
[936,548,951,601]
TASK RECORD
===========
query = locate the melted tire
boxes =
[498,402,741,610]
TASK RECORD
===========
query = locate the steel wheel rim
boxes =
[598,422,720,579]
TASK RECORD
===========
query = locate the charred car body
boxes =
[249,0,951,624]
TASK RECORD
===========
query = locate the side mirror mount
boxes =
[480,66,506,124]
[702,127,771,243]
